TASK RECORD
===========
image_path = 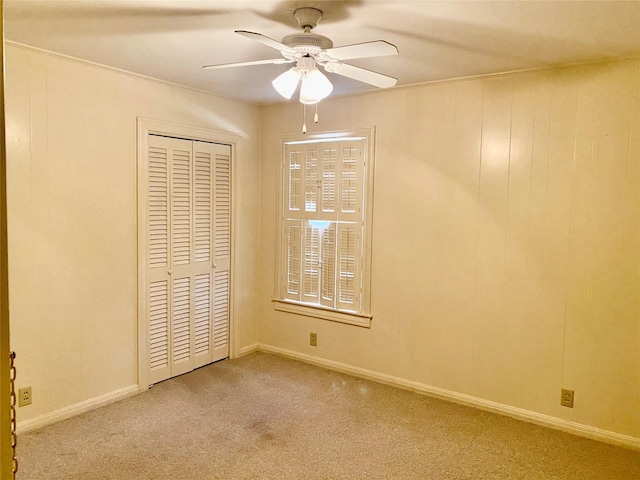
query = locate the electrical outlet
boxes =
[561,388,574,408]
[310,332,318,347]
[18,387,32,407]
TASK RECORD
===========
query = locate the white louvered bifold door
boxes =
[147,140,171,382]
[146,135,231,385]
[207,142,231,362]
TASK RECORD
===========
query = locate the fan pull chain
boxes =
[314,103,319,123]
[302,103,307,134]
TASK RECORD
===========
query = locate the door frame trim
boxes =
[136,117,240,392]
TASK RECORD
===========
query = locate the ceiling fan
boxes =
[202,7,399,105]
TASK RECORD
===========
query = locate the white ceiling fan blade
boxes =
[324,62,397,89]
[323,41,398,61]
[235,30,298,54]
[202,58,293,70]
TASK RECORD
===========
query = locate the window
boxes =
[274,129,374,327]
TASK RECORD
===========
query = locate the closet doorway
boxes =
[137,120,234,387]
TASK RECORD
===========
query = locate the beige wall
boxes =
[5,44,261,425]
[4,40,639,445]
[259,60,640,440]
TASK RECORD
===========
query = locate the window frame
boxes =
[273,128,375,328]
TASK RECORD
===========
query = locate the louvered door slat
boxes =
[194,151,212,263]
[172,277,191,372]
[172,149,191,266]
[148,147,168,267]
[214,152,231,261]
[213,270,229,350]
[194,273,211,358]
[149,280,169,373]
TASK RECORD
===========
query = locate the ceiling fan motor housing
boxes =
[283,7,333,55]
[281,33,334,55]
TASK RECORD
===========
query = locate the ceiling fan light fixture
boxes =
[299,68,333,104]
[272,67,302,99]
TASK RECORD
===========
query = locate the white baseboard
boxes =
[17,385,139,435]
[236,343,259,358]
[257,343,640,451]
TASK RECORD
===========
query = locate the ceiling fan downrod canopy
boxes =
[294,7,323,32]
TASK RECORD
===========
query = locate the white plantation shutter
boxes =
[279,135,369,320]
[145,135,231,384]
[302,222,321,302]
[320,223,336,308]
[338,141,364,222]
[304,146,319,213]
[286,145,303,214]
[284,219,302,301]
[321,143,338,214]
[336,223,361,311]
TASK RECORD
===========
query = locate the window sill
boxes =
[273,300,372,328]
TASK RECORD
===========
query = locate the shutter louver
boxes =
[337,223,360,311]
[194,151,212,263]
[302,222,320,301]
[148,147,168,268]
[194,273,211,357]
[172,277,191,365]
[320,224,336,307]
[214,152,230,261]
[340,145,358,214]
[322,145,337,214]
[172,149,191,266]
[288,147,302,212]
[149,280,169,371]
[285,220,301,299]
[305,147,319,213]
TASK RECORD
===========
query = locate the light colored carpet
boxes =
[17,352,640,479]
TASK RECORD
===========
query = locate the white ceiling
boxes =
[5,0,640,104]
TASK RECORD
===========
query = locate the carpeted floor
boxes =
[17,352,640,479]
